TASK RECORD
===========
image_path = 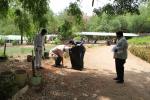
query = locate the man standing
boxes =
[113,31,128,83]
[34,29,47,69]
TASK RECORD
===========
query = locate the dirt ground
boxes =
[1,45,150,100]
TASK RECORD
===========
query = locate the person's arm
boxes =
[43,36,45,50]
[115,38,127,52]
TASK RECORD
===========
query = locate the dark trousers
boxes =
[55,56,62,66]
[115,58,126,81]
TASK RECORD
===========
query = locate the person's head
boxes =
[116,31,123,39]
[68,40,75,45]
[40,28,47,36]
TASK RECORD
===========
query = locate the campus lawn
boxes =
[128,36,150,45]
[0,44,55,57]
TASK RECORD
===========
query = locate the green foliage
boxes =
[96,13,112,32]
[14,9,31,44]
[88,0,150,33]
[94,0,141,16]
[0,11,19,35]
[58,20,73,40]
[67,2,83,24]
[73,35,82,41]
[128,36,150,45]
[12,40,18,45]
[0,39,5,45]
[0,71,18,100]
[19,0,49,29]
[87,16,100,31]
[0,0,10,18]
[53,37,61,44]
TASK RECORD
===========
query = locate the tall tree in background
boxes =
[14,9,31,44]
[58,2,83,40]
[67,2,83,25]
[0,0,10,18]
[0,0,49,44]
[93,0,147,16]
[19,0,49,30]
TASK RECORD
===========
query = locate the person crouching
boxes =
[49,45,70,67]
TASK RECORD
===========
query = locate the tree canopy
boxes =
[93,0,147,16]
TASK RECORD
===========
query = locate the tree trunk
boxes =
[4,41,6,56]
[21,32,23,45]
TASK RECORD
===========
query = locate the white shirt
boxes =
[34,33,45,48]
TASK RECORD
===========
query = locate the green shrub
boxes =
[12,40,18,45]
[73,35,82,41]
[0,39,5,45]
[128,36,150,45]
[53,38,61,44]
[0,71,18,100]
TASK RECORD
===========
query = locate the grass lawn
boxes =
[128,36,150,45]
[0,44,56,57]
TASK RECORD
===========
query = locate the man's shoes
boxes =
[39,67,44,69]
[113,77,119,80]
[53,65,60,67]
[37,67,44,70]
[116,80,124,84]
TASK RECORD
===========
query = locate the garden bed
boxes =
[129,46,150,63]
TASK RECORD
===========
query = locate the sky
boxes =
[49,0,113,16]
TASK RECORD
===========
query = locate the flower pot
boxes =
[15,69,27,87]
[30,76,42,86]
[0,71,15,82]
[27,55,33,62]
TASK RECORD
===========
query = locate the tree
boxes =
[93,0,146,16]
[58,20,73,40]
[0,0,49,44]
[0,0,10,18]
[67,2,83,25]
[19,0,49,30]
[14,9,31,44]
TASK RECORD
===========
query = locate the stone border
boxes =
[12,85,29,100]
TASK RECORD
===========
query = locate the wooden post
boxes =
[4,41,6,56]
[92,0,94,7]
[32,50,35,76]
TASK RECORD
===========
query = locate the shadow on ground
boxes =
[21,66,150,100]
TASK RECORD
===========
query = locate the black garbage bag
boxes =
[69,45,85,70]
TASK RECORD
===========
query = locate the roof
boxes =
[0,35,5,40]
[46,34,57,38]
[0,35,27,41]
[77,32,139,37]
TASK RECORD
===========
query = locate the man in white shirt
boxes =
[113,31,128,84]
[34,29,47,69]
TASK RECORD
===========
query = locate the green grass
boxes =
[128,36,150,45]
[0,44,56,57]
